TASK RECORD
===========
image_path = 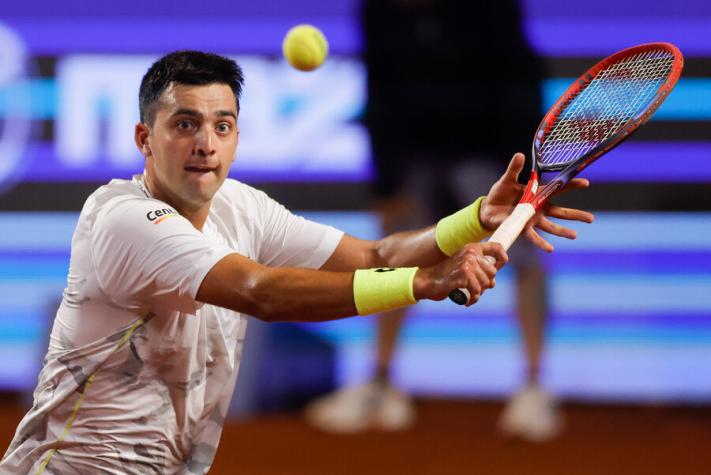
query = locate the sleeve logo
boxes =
[146,208,178,224]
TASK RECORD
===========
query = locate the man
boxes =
[1,51,591,474]
[305,0,559,442]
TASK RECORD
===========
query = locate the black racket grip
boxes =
[448,288,470,306]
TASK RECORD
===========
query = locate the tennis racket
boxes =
[449,42,684,305]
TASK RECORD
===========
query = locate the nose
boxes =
[194,125,216,157]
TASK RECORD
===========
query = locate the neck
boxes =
[143,174,210,231]
[174,204,210,231]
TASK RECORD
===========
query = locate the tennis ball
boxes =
[282,24,329,72]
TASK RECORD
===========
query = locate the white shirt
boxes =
[1,175,343,474]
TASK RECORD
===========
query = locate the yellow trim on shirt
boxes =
[36,318,145,475]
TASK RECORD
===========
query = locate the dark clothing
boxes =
[362,0,543,198]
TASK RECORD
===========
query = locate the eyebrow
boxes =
[170,108,238,120]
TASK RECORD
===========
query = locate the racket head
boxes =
[532,42,684,174]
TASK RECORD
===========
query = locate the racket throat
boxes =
[521,170,540,203]
[532,180,564,209]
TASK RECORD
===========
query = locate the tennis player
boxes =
[0,51,592,474]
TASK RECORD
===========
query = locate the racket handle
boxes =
[448,203,536,305]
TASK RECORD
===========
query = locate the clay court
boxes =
[2,397,709,474]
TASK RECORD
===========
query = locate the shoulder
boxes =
[83,177,179,230]
[213,178,278,217]
[217,178,270,203]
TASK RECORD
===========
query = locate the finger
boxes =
[545,205,595,224]
[457,259,483,302]
[524,227,554,252]
[477,255,498,279]
[480,242,508,266]
[502,152,526,182]
[534,217,578,240]
[464,276,482,307]
[559,177,590,193]
[472,265,493,292]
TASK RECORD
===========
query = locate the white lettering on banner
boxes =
[56,56,152,166]
[0,23,32,190]
[55,55,369,175]
[236,57,368,173]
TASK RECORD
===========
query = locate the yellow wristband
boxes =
[353,267,418,316]
[435,196,492,256]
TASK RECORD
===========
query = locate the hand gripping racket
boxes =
[449,42,684,305]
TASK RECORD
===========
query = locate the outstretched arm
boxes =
[196,241,506,322]
[197,152,593,322]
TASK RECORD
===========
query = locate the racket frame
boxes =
[448,42,684,306]
[529,42,684,210]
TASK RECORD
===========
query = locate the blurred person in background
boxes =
[305,0,559,442]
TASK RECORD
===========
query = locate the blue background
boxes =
[0,0,710,401]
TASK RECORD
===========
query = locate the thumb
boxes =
[503,153,526,182]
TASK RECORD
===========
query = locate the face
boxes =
[135,82,239,212]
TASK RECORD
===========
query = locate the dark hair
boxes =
[139,50,245,126]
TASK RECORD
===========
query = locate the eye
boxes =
[176,120,195,131]
[216,122,232,134]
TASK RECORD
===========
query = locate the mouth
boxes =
[184,166,217,175]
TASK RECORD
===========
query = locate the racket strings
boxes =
[539,48,675,167]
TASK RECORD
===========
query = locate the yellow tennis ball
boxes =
[282,24,329,72]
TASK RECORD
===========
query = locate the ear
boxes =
[230,129,239,165]
[134,123,151,156]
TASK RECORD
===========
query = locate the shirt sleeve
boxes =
[90,197,234,314]
[253,189,344,269]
